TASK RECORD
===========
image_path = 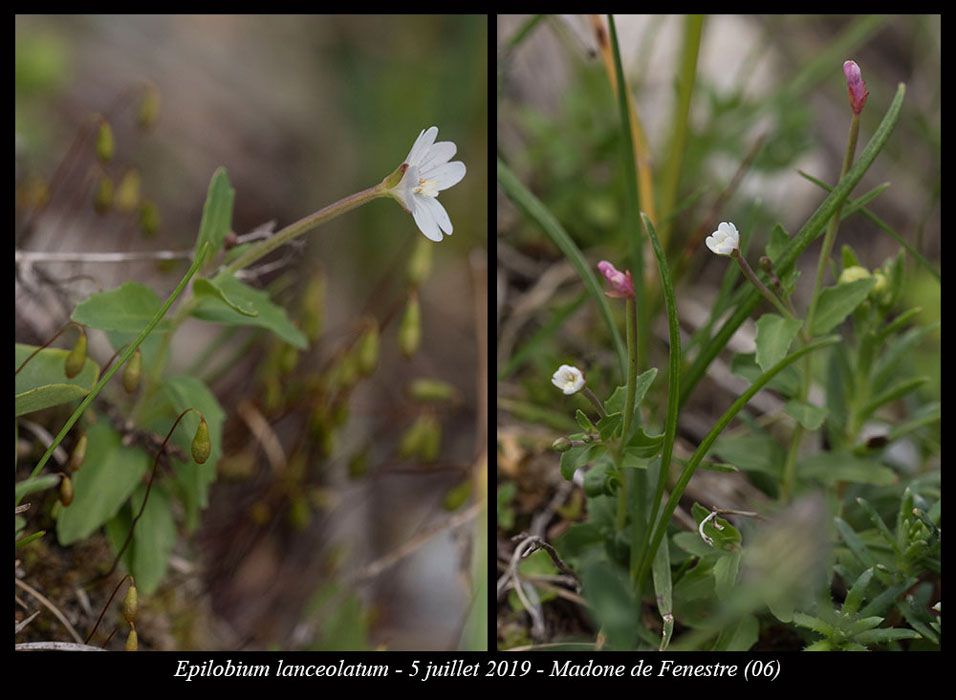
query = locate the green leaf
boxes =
[105,485,176,595]
[755,314,804,372]
[191,275,307,349]
[194,167,235,268]
[575,409,596,433]
[15,474,61,501]
[784,400,828,430]
[193,278,258,317]
[792,611,836,637]
[56,422,151,545]
[799,452,897,486]
[731,352,802,398]
[810,277,876,335]
[578,552,639,650]
[626,428,664,458]
[834,517,876,568]
[712,613,758,652]
[560,444,603,481]
[651,534,673,651]
[765,224,791,263]
[853,627,921,645]
[605,368,658,419]
[596,412,623,442]
[841,567,875,618]
[71,281,172,333]
[712,433,785,478]
[713,551,742,601]
[15,344,99,416]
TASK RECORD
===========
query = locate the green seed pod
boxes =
[551,437,572,452]
[59,475,74,507]
[69,432,87,472]
[93,173,113,214]
[408,377,458,403]
[139,199,160,237]
[95,119,114,163]
[114,169,141,213]
[122,349,142,393]
[399,413,440,462]
[125,624,138,651]
[443,480,471,511]
[191,418,211,464]
[137,83,161,130]
[123,582,138,623]
[406,236,433,288]
[65,331,87,378]
[398,292,421,359]
[356,319,380,376]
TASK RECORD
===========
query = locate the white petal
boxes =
[419,194,453,235]
[405,126,438,165]
[426,161,466,190]
[417,141,457,170]
[412,200,443,242]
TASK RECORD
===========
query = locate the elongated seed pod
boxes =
[65,332,87,378]
[191,418,211,464]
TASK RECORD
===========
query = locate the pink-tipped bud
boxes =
[597,260,635,299]
[843,60,869,115]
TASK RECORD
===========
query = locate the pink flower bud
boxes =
[843,60,869,115]
[597,260,635,299]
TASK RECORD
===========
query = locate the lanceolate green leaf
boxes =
[194,167,235,270]
[191,275,307,349]
[56,421,150,545]
[72,282,172,334]
[681,83,906,408]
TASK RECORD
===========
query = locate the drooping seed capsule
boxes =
[356,319,380,376]
[93,173,113,214]
[137,83,161,130]
[123,581,138,623]
[398,292,421,359]
[122,349,142,393]
[125,624,138,651]
[406,236,433,288]
[191,417,211,464]
[95,118,114,163]
[139,199,159,237]
[114,169,141,213]
[69,432,87,472]
[65,330,87,378]
[59,475,74,507]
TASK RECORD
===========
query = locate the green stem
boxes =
[22,243,210,497]
[637,336,841,589]
[621,298,638,442]
[658,14,704,247]
[607,14,648,374]
[734,251,797,321]
[806,113,860,335]
[218,183,386,279]
[582,387,609,419]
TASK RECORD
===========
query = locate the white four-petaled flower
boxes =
[705,221,740,256]
[551,364,586,395]
[389,126,466,242]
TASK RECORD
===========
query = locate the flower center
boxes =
[413,177,439,198]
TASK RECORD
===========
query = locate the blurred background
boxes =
[16,14,487,650]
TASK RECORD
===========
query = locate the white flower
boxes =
[551,364,586,395]
[705,221,740,256]
[389,126,466,242]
